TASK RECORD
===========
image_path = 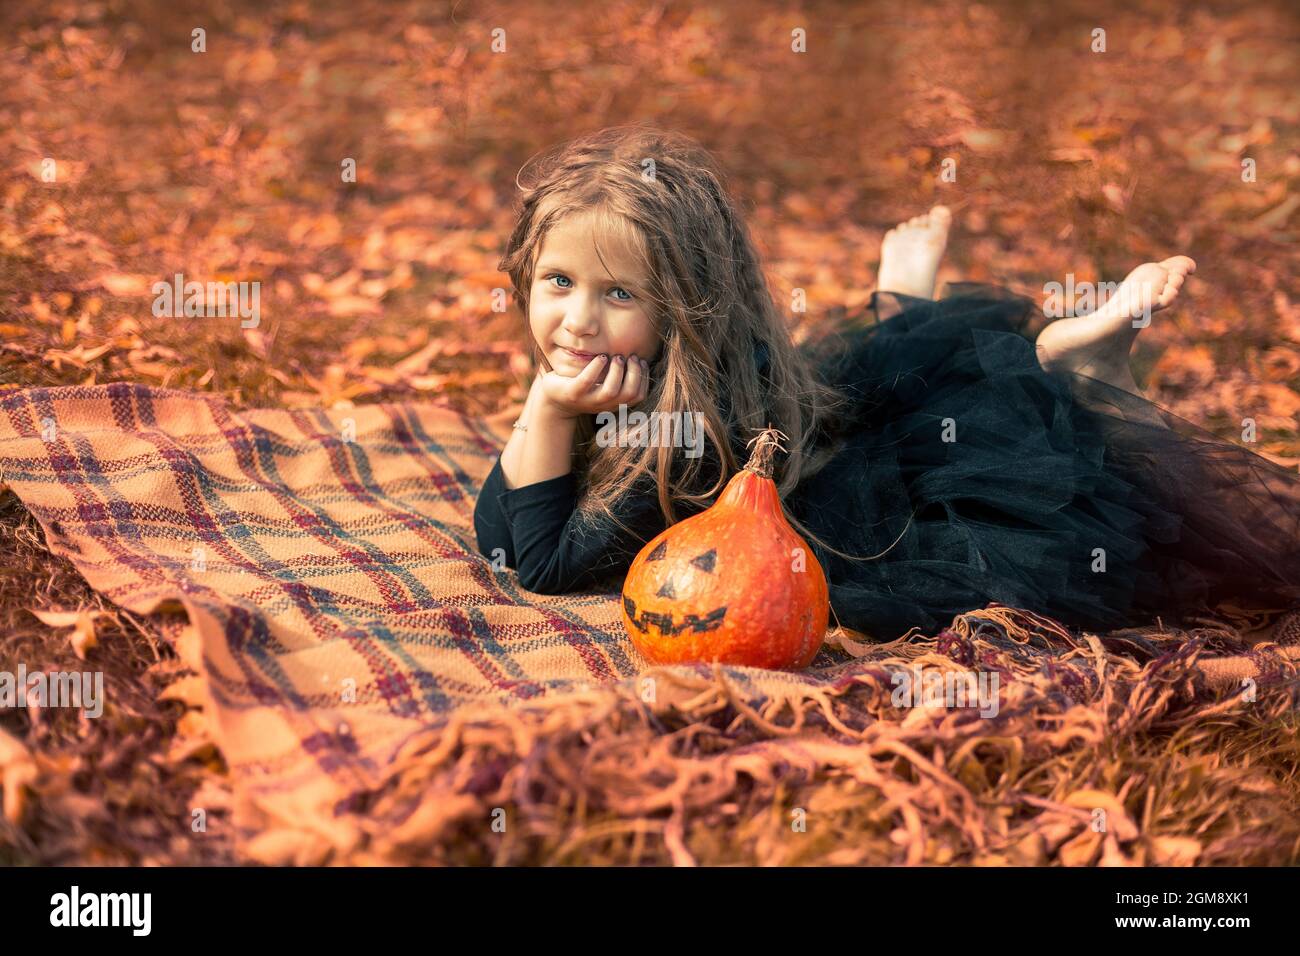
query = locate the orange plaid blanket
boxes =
[2,383,1297,865]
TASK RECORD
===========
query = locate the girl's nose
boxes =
[561,302,601,337]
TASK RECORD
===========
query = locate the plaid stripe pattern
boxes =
[0,383,840,846]
[5,383,1294,862]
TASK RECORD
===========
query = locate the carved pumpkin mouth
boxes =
[622,595,727,636]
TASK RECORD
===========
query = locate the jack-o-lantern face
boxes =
[619,428,829,671]
[622,542,727,637]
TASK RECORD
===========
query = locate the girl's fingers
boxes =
[620,355,643,402]
[594,354,627,400]
[630,357,649,404]
[557,354,649,413]
[574,353,609,391]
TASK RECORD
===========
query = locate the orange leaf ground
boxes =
[1,0,1298,865]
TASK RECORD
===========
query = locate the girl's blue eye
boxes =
[546,274,634,302]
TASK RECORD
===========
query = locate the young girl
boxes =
[474,125,1300,642]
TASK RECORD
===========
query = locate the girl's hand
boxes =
[539,353,650,420]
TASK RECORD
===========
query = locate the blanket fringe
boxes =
[239,605,1300,866]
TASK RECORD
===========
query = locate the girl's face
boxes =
[528,210,661,376]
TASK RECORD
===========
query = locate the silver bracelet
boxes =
[512,419,528,432]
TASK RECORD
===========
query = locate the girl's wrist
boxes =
[499,392,579,489]
[532,396,581,423]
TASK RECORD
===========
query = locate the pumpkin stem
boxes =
[742,426,788,480]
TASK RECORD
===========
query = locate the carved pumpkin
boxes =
[621,428,829,670]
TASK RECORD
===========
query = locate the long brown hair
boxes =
[498,125,881,562]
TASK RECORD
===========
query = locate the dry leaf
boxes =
[326,295,383,317]
[392,339,446,376]
[126,345,185,382]
[407,373,450,391]
[1101,183,1127,213]
[244,827,333,866]
[165,709,217,764]
[1057,828,1102,866]
[31,608,107,659]
[960,128,1009,152]
[1008,831,1047,866]
[301,364,381,405]
[158,674,209,710]
[1254,194,1300,231]
[1147,835,1201,866]
[96,272,155,296]
[243,327,273,360]
[1099,833,1137,867]
[1064,789,1139,841]
[0,727,38,825]
[42,342,113,371]
[1048,147,1098,165]
[824,624,880,657]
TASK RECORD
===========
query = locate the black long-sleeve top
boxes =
[473,458,667,594]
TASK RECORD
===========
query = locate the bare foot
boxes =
[877,205,952,300]
[1035,255,1197,394]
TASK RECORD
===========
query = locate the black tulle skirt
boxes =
[786,282,1300,640]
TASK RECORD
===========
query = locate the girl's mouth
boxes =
[560,346,598,361]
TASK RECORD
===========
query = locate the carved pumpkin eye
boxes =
[645,541,717,571]
[631,541,733,616]
[690,549,716,573]
[648,545,716,597]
